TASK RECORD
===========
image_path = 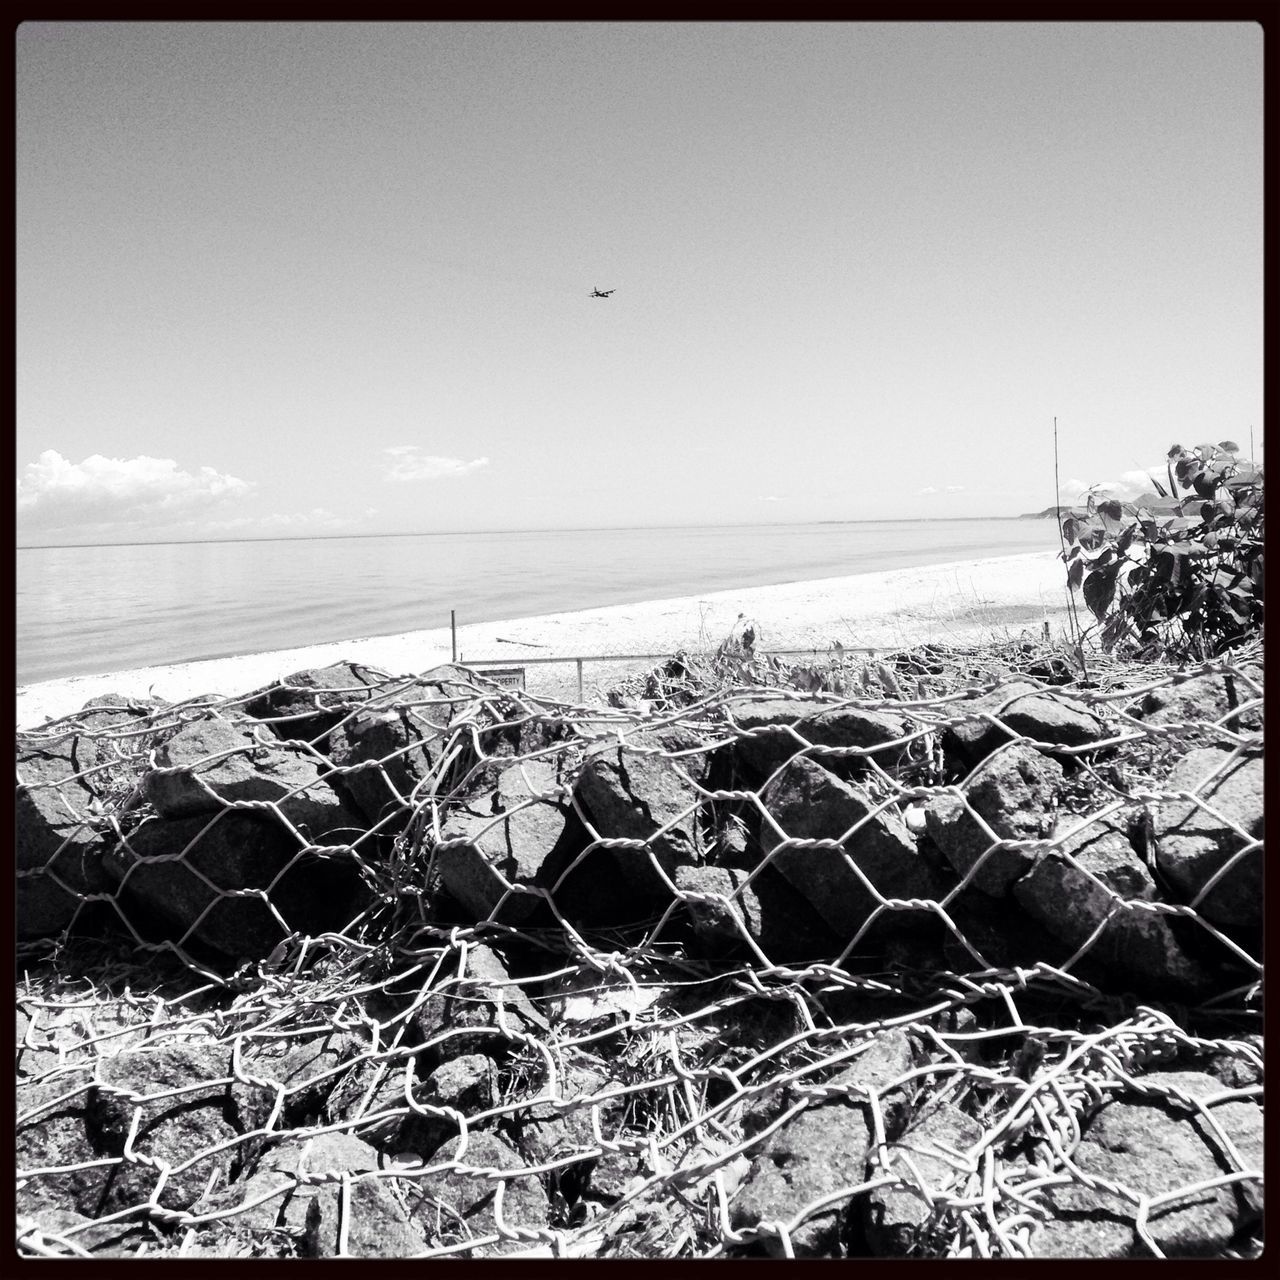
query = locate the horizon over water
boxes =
[17,518,1061,687]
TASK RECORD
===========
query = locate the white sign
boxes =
[481,666,526,691]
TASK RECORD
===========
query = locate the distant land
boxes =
[1018,506,1069,520]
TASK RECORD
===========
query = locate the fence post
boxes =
[576,658,584,701]
[451,611,457,663]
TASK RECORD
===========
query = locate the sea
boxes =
[16,519,1060,687]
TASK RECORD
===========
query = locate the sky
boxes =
[15,21,1264,547]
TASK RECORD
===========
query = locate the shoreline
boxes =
[16,551,1075,728]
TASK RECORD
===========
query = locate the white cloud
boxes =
[16,450,253,531]
[945,485,965,493]
[918,485,939,495]
[758,494,783,502]
[382,447,490,482]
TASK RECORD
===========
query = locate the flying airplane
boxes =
[589,287,615,298]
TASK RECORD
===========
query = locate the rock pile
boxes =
[15,656,1264,1258]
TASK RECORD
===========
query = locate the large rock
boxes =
[924,744,1063,897]
[1153,748,1262,936]
[16,1206,149,1257]
[242,662,397,749]
[16,699,167,938]
[17,1068,106,1220]
[239,1030,366,1128]
[104,810,371,963]
[725,696,911,779]
[732,1030,917,1257]
[1012,815,1212,997]
[326,706,456,828]
[303,1170,431,1257]
[405,1131,550,1255]
[202,1130,428,1255]
[505,1063,617,1203]
[1033,1069,1263,1257]
[943,680,1106,766]
[573,726,712,893]
[674,863,839,962]
[435,762,588,924]
[758,756,941,940]
[143,715,362,841]
[16,747,116,940]
[413,944,550,1065]
[1132,665,1263,734]
[864,1095,983,1256]
[88,1043,267,1216]
[393,1054,499,1157]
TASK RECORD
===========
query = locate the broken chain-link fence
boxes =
[15,642,1263,1258]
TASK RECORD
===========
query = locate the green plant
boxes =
[1060,441,1263,660]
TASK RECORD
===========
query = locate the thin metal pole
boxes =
[576,659,584,701]
[451,611,457,663]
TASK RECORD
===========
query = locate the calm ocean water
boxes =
[16,520,1058,686]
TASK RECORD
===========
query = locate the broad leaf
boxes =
[1082,564,1118,621]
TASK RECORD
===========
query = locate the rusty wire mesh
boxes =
[15,643,1264,1259]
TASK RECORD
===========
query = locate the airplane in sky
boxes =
[589,287,615,298]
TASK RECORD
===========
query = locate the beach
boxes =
[16,551,1075,728]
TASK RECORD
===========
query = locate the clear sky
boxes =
[16,21,1263,546]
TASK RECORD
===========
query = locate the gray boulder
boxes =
[674,863,838,962]
[1013,815,1212,997]
[242,662,394,748]
[943,680,1106,765]
[204,1129,428,1256]
[1132,665,1263,733]
[16,699,167,938]
[303,1170,430,1257]
[732,1030,917,1257]
[406,1131,550,1255]
[1153,748,1262,935]
[239,1030,366,1128]
[726,696,911,779]
[864,1095,983,1256]
[391,1054,499,1157]
[506,1062,616,1202]
[924,744,1063,897]
[414,944,549,1064]
[1033,1069,1262,1257]
[327,707,453,828]
[202,1130,379,1236]
[88,1043,266,1216]
[143,716,361,841]
[104,810,370,963]
[17,1068,106,1220]
[759,756,941,940]
[16,1206,149,1257]
[16,747,116,940]
[435,762,587,924]
[573,726,712,893]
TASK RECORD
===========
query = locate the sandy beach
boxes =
[16,550,1076,728]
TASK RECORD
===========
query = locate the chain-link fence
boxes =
[16,642,1263,1258]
